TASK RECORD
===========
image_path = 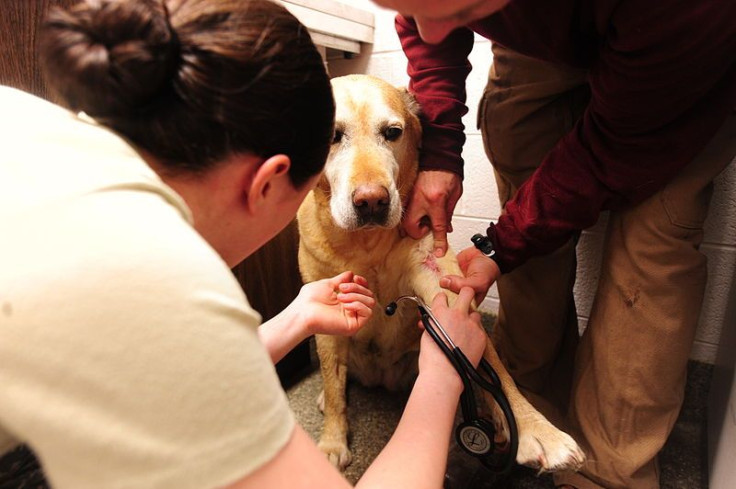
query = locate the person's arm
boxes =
[229,288,486,489]
[258,271,374,363]
[356,289,484,488]
[396,15,474,256]
[233,370,465,489]
[396,15,474,178]
[488,1,736,273]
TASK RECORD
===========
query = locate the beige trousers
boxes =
[479,43,736,489]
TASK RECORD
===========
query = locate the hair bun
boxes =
[41,0,180,117]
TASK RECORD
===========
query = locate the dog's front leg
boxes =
[410,249,463,306]
[479,338,586,471]
[315,333,352,470]
[408,244,586,472]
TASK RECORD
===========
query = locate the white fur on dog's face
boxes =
[325,76,419,231]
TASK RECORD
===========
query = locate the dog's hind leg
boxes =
[315,333,352,470]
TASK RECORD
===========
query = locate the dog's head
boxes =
[319,74,421,231]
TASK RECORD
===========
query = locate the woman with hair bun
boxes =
[0,1,486,488]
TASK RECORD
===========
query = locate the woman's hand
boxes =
[299,271,375,337]
[260,271,373,363]
[439,246,500,305]
[418,287,486,384]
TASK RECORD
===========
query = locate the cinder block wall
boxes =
[328,1,736,363]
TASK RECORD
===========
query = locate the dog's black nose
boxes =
[353,184,389,225]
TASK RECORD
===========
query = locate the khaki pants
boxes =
[479,43,736,489]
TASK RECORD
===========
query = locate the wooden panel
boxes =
[280,0,375,27]
[0,0,77,100]
[232,221,311,383]
[310,31,361,54]
[232,221,303,320]
[278,1,374,43]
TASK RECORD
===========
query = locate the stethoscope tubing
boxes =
[388,296,519,473]
[418,305,519,473]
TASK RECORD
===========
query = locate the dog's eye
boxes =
[332,130,343,144]
[384,126,403,142]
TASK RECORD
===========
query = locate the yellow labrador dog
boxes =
[297,74,585,472]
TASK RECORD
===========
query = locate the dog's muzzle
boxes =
[352,184,390,226]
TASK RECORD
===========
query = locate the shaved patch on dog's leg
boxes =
[422,253,441,274]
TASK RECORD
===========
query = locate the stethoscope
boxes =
[385,295,518,473]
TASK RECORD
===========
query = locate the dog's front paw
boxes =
[318,437,352,470]
[515,415,585,472]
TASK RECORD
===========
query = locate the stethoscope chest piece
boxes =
[456,418,495,456]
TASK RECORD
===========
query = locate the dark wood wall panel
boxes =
[0,0,77,100]
[232,222,303,323]
[232,223,310,383]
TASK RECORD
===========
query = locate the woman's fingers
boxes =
[430,291,449,311]
[338,281,373,297]
[328,270,354,287]
[337,292,376,308]
[453,286,475,313]
[353,274,369,288]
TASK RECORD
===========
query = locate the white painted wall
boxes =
[326,0,736,364]
[708,279,736,488]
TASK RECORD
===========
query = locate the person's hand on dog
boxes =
[298,271,375,337]
[440,246,500,305]
[401,170,462,258]
[418,287,486,385]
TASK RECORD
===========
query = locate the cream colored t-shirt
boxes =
[0,87,295,489]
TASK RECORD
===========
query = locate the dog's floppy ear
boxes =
[397,86,422,153]
[398,87,422,119]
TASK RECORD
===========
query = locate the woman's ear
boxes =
[246,154,292,213]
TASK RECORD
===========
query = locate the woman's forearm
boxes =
[258,305,310,363]
[357,371,464,489]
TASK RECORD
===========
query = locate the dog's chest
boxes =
[344,247,430,389]
[348,304,421,389]
[300,223,442,389]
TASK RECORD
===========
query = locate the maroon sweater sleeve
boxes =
[491,1,736,272]
[396,2,735,274]
[396,15,474,179]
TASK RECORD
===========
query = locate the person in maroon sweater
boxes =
[374,1,736,488]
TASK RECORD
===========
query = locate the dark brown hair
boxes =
[39,0,334,187]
